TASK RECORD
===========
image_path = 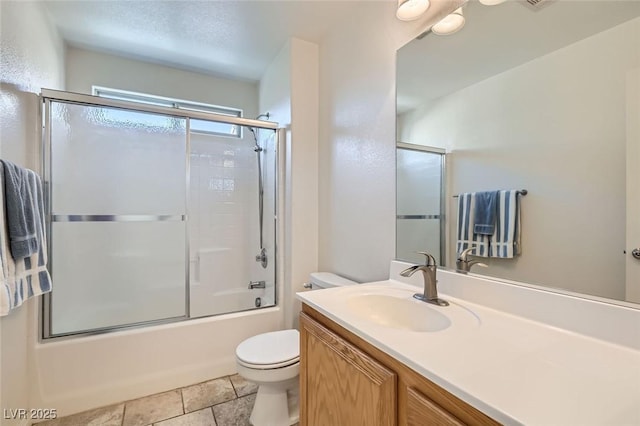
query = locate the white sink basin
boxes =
[346,293,452,332]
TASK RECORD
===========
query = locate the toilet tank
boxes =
[307,272,358,290]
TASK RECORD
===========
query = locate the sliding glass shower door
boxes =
[43,91,277,338]
[48,102,188,335]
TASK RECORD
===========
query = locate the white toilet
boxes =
[235,272,358,426]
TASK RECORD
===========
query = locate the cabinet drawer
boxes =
[407,386,464,426]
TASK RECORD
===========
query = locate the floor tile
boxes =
[212,394,255,426]
[182,377,236,413]
[123,389,183,426]
[229,374,258,397]
[35,403,124,426]
[154,408,216,426]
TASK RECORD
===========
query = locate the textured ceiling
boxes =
[397,0,640,114]
[43,0,370,81]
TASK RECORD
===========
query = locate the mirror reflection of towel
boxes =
[457,190,522,259]
[456,192,490,257]
[473,191,500,236]
[490,189,521,259]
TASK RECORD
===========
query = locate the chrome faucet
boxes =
[456,247,488,274]
[400,252,448,307]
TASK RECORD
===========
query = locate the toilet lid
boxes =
[236,329,300,366]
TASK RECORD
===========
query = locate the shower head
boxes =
[248,112,270,151]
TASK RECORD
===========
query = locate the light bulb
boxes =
[396,0,430,21]
[431,8,465,35]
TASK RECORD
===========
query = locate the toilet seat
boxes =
[237,356,299,370]
[236,329,300,370]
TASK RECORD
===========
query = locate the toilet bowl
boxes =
[235,272,358,426]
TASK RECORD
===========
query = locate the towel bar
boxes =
[453,189,527,198]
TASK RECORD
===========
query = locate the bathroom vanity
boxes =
[300,305,497,425]
[296,262,640,425]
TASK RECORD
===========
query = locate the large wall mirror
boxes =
[396,0,640,306]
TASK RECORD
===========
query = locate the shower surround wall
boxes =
[189,128,277,317]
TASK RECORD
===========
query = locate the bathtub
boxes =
[30,301,283,418]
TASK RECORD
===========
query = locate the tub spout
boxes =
[248,280,266,289]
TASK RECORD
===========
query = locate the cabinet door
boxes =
[406,387,464,426]
[300,312,397,426]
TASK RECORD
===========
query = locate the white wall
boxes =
[0,1,65,424]
[398,18,640,300]
[65,46,259,117]
[317,2,463,283]
[256,2,459,327]
[260,38,319,328]
[319,3,396,283]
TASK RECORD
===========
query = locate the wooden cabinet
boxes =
[299,310,396,426]
[300,305,499,426]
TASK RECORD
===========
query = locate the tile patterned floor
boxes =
[37,374,260,426]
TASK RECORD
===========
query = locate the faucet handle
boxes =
[416,252,437,267]
[458,246,477,260]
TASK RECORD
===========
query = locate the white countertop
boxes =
[297,279,640,425]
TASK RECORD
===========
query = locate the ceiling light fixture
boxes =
[396,0,431,21]
[431,7,465,35]
[478,0,507,5]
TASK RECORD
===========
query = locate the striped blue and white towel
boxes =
[0,162,52,316]
[456,190,522,259]
[489,189,522,259]
[456,192,490,257]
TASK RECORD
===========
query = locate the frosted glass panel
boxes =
[50,102,186,215]
[397,219,442,265]
[396,147,444,265]
[397,149,442,215]
[51,222,186,334]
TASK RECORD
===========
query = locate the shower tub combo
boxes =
[31,89,284,417]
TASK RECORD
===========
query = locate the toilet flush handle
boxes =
[303,282,313,289]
